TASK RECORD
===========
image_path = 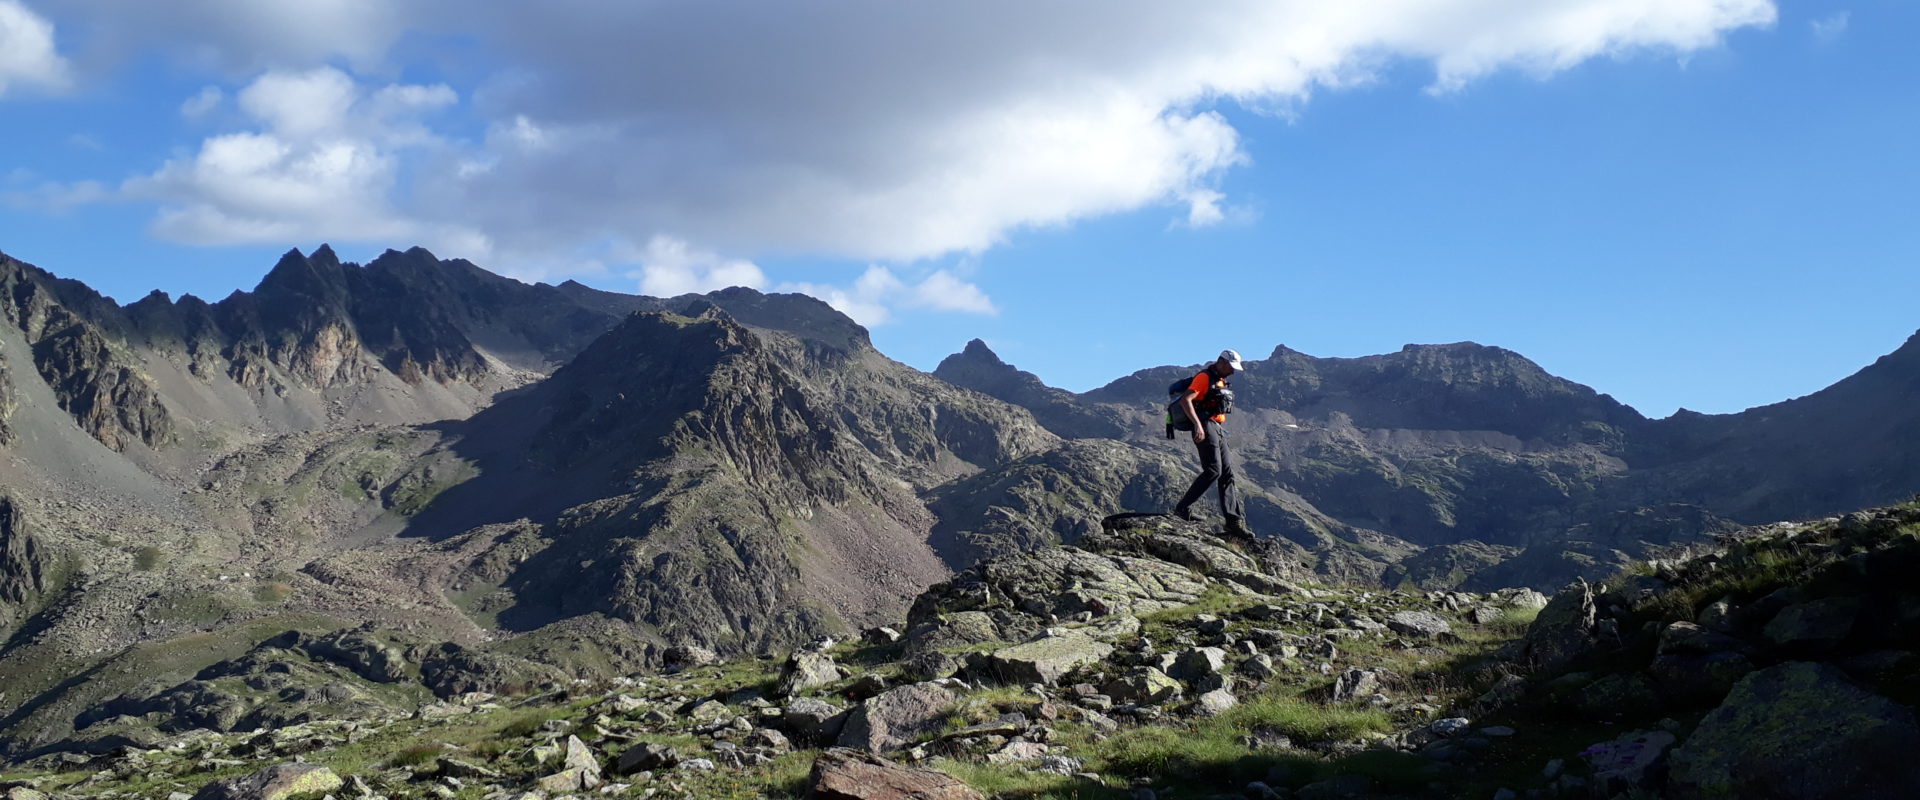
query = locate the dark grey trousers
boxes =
[1176,419,1244,521]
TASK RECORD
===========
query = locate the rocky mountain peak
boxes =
[255,247,349,304]
[935,339,1125,439]
[959,337,1002,362]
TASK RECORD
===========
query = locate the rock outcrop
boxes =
[0,497,52,639]
[803,748,985,800]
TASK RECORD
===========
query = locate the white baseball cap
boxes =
[1219,349,1244,370]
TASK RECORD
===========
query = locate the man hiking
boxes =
[1172,349,1253,539]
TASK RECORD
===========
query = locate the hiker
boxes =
[1170,349,1252,538]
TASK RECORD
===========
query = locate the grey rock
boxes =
[1763,597,1860,652]
[1519,580,1600,671]
[776,650,843,697]
[1194,689,1238,716]
[802,747,985,800]
[1583,730,1676,798]
[1169,647,1229,684]
[189,763,342,800]
[837,683,959,753]
[615,742,681,775]
[1102,667,1184,705]
[1669,661,1920,799]
[1329,668,1381,703]
[1238,654,1277,680]
[985,630,1114,685]
[781,697,851,744]
[1385,610,1452,639]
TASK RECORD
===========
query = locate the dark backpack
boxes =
[1164,372,1232,438]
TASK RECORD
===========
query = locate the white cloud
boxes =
[1,178,107,212]
[779,266,997,327]
[180,85,223,118]
[909,271,998,315]
[0,0,68,96]
[119,67,474,254]
[1810,11,1850,44]
[626,236,768,297]
[27,1,1779,276]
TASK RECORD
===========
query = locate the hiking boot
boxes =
[1222,518,1256,540]
[1172,507,1195,522]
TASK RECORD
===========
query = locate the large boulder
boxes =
[1762,597,1860,653]
[983,630,1113,685]
[1584,730,1678,797]
[778,651,845,697]
[1102,667,1183,705]
[1329,668,1382,703]
[1649,622,1755,704]
[615,742,681,775]
[783,697,852,744]
[1668,662,1920,799]
[1168,647,1229,685]
[1519,580,1600,671]
[837,683,958,754]
[1385,610,1452,639]
[802,748,985,800]
[190,763,342,800]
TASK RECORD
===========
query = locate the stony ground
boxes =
[4,504,1919,800]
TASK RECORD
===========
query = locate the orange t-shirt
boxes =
[1187,372,1226,423]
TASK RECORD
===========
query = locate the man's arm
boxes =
[1178,390,1205,442]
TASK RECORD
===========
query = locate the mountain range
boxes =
[0,244,1915,752]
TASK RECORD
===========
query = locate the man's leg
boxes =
[1174,430,1221,518]
[1213,421,1250,534]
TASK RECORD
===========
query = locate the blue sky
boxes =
[0,1,1914,418]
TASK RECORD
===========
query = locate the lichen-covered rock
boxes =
[189,763,342,800]
[1520,580,1600,671]
[803,747,985,800]
[837,683,957,754]
[778,650,845,697]
[1169,647,1229,689]
[1763,597,1861,652]
[1102,667,1183,705]
[984,630,1113,685]
[1194,689,1238,716]
[782,698,851,744]
[1668,661,1920,799]
[1386,610,1452,639]
[298,629,409,683]
[1329,668,1382,703]
[1650,622,1755,703]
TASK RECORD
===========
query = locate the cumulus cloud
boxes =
[779,266,997,327]
[1810,11,1850,44]
[119,66,476,254]
[626,236,768,297]
[0,0,68,96]
[21,1,1779,296]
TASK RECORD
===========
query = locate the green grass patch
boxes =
[936,759,1127,799]
[389,742,445,767]
[253,580,295,604]
[133,545,166,571]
